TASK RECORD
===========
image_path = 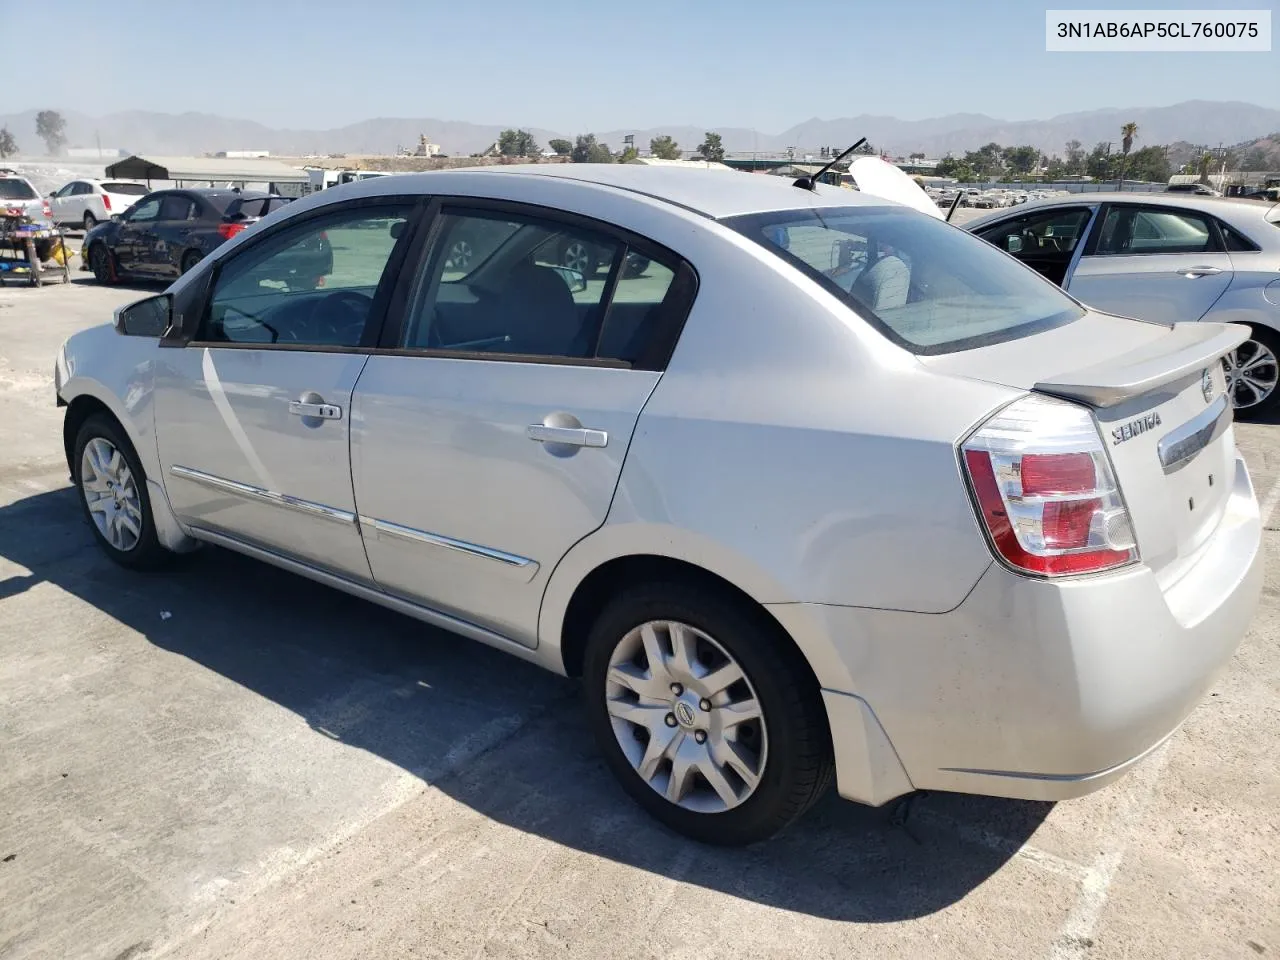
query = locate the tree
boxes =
[1086,142,1116,180]
[649,135,681,160]
[1064,139,1085,175]
[1197,151,1215,185]
[1001,145,1039,176]
[1116,122,1138,186]
[571,134,613,163]
[618,146,639,163]
[0,127,16,159]
[934,156,977,182]
[1124,145,1171,183]
[961,142,1004,179]
[548,138,572,156]
[698,132,725,163]
[497,128,539,158]
[909,151,926,161]
[35,110,67,155]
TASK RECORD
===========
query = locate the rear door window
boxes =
[102,182,148,196]
[159,195,197,221]
[727,205,1084,354]
[1094,206,1221,255]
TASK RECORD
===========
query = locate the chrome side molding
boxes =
[169,465,358,526]
[359,515,539,580]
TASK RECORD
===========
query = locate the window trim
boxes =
[376,195,699,372]
[1082,202,1226,257]
[170,195,428,352]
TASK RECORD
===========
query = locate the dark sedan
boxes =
[84,189,329,284]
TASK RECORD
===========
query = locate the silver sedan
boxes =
[965,192,1280,416]
[55,164,1262,845]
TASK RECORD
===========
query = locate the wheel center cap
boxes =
[673,700,697,728]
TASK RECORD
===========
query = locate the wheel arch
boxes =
[540,525,858,695]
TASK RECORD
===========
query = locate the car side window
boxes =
[199,203,412,348]
[595,257,677,363]
[402,209,623,360]
[976,208,1092,256]
[1094,206,1220,255]
[1221,222,1259,252]
[126,198,161,222]
[159,195,195,221]
[73,182,93,196]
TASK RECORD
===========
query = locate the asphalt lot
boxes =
[1,265,1277,960]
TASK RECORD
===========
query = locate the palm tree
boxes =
[1197,151,1214,186]
[1117,122,1138,188]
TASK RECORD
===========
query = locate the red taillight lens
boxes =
[43,202,52,218]
[217,222,247,240]
[961,396,1137,577]
[102,194,112,211]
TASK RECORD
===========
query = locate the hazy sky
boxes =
[15,0,1277,131]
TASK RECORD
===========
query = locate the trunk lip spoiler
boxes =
[1033,321,1250,408]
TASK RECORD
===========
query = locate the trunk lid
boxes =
[923,312,1248,586]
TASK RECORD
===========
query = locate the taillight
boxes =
[42,201,52,219]
[102,194,112,211]
[961,394,1137,577]
[217,222,247,240]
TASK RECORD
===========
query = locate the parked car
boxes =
[0,173,57,261]
[83,188,319,283]
[442,214,650,279]
[1167,183,1222,197]
[54,164,1262,845]
[966,193,1280,415]
[49,179,150,230]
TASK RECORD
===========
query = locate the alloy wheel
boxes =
[446,240,473,271]
[562,241,591,274]
[604,619,768,814]
[1223,339,1279,411]
[80,437,143,553]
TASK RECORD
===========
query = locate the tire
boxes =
[83,211,97,231]
[73,413,170,570]
[180,250,203,275]
[89,243,116,284]
[582,581,833,846]
[1225,326,1280,420]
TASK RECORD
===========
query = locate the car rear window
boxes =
[102,182,148,196]
[0,179,38,201]
[228,197,291,220]
[726,205,1085,354]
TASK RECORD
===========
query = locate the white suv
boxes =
[49,179,150,230]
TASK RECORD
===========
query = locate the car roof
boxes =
[332,164,888,220]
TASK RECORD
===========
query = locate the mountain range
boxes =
[3,101,1278,159]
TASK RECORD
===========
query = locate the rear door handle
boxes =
[1177,265,1223,278]
[289,400,342,420]
[526,424,608,447]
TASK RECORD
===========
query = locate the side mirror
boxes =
[114,294,172,337]
[548,265,587,293]
[389,220,406,239]
[1006,235,1023,253]
[111,214,122,223]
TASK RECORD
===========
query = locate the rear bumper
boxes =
[773,453,1263,805]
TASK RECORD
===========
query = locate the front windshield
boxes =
[727,205,1086,354]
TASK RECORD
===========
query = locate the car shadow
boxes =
[68,275,169,294]
[0,486,1054,923]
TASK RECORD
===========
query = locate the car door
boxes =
[973,205,1096,287]
[49,182,79,224]
[114,195,162,272]
[146,193,199,277]
[1066,203,1234,324]
[153,198,419,580]
[350,202,695,646]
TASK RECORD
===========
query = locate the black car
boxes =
[84,189,328,284]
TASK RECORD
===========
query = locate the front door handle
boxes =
[527,424,607,447]
[1177,265,1223,278]
[289,400,342,420]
